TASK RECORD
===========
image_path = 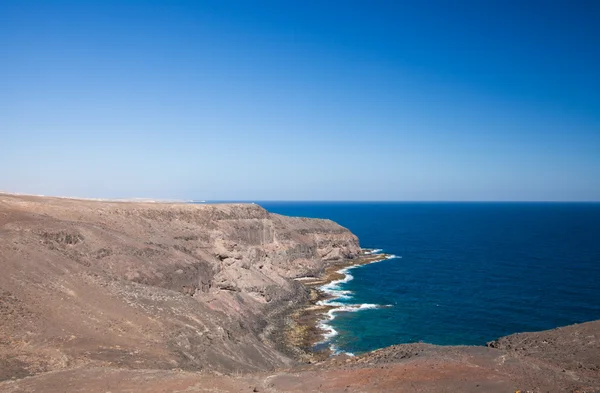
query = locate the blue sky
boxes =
[1,0,599,201]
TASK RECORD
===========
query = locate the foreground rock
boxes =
[1,193,599,392]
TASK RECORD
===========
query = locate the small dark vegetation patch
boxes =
[133,247,165,259]
[94,248,113,259]
[0,291,32,319]
[40,231,84,246]
[173,244,194,256]
[174,235,199,241]
[144,241,169,249]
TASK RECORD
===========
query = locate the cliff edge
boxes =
[1,193,599,393]
[0,193,359,378]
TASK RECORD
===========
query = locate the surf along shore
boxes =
[283,249,396,362]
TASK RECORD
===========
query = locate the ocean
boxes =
[259,202,600,355]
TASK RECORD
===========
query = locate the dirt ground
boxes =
[1,193,599,392]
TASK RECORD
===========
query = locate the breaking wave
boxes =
[315,249,399,353]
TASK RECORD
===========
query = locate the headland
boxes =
[1,192,599,392]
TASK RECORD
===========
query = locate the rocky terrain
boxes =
[1,193,599,392]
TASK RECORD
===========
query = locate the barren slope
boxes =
[1,193,599,393]
[0,193,359,378]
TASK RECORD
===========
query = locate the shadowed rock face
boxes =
[0,194,359,377]
[1,193,599,393]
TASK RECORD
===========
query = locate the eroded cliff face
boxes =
[0,194,360,378]
[2,194,600,393]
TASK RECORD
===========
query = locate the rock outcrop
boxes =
[0,193,359,377]
[1,193,599,393]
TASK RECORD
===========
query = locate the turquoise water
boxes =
[259,202,600,355]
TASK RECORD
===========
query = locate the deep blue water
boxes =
[258,202,600,355]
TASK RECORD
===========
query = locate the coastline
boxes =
[1,193,599,391]
[282,249,397,362]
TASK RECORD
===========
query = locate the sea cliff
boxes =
[0,193,359,376]
[1,193,599,393]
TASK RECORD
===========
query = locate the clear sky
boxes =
[2,0,599,201]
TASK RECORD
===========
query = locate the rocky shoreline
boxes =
[1,193,599,392]
[282,251,393,362]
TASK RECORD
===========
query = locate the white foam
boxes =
[329,344,356,357]
[317,320,339,341]
[320,268,355,294]
[314,248,400,352]
[326,303,390,319]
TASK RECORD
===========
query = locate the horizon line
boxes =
[200,199,600,204]
[2,192,599,204]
